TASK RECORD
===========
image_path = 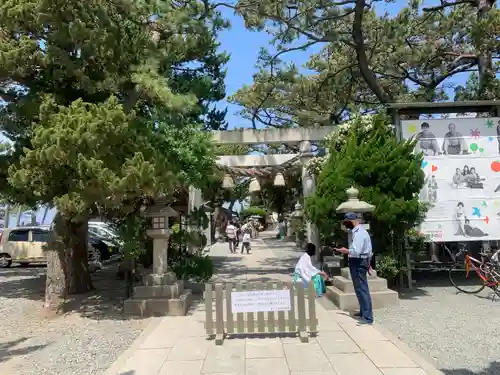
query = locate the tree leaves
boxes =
[0,0,229,220]
[306,114,425,248]
[226,0,500,128]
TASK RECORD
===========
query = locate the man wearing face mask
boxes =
[336,212,373,325]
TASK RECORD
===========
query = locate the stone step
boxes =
[325,285,399,312]
[123,289,192,317]
[143,272,178,286]
[341,267,378,280]
[332,275,388,293]
[133,280,184,299]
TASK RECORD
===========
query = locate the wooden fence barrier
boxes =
[204,281,318,345]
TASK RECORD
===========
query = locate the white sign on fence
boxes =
[231,289,291,313]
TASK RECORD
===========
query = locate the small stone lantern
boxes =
[123,203,192,317]
[336,186,374,236]
[290,201,304,246]
[141,204,179,275]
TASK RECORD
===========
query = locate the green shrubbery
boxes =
[306,114,427,281]
[240,206,268,219]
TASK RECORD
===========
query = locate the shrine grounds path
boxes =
[103,232,444,375]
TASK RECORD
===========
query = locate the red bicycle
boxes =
[448,247,500,300]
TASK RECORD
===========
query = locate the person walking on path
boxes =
[336,212,374,325]
[235,223,241,249]
[226,221,237,254]
[240,231,251,254]
[278,219,286,240]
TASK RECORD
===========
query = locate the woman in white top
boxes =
[293,243,328,297]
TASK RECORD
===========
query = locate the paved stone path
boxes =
[104,233,444,375]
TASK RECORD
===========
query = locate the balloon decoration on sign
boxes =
[470,143,479,153]
[431,165,438,172]
[407,124,417,134]
[470,128,480,139]
[486,119,494,128]
[479,147,485,154]
[491,161,500,172]
[421,160,428,168]
[482,201,488,207]
[472,207,481,217]
[489,137,494,142]
[484,216,490,224]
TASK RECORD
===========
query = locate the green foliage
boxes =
[0,0,229,220]
[305,115,426,253]
[168,220,212,282]
[186,207,210,230]
[169,252,214,282]
[375,255,399,281]
[240,206,268,220]
[249,172,302,214]
[114,215,148,260]
[227,0,500,128]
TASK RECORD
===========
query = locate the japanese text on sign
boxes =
[231,289,291,313]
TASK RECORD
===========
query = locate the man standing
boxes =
[416,122,439,156]
[442,122,467,155]
[225,221,237,254]
[336,212,373,325]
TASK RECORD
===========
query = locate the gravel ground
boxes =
[0,265,153,375]
[376,272,500,375]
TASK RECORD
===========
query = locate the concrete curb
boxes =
[374,323,445,375]
[101,316,163,375]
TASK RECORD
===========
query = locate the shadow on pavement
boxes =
[397,269,500,300]
[441,362,500,375]
[0,337,48,364]
[0,265,148,321]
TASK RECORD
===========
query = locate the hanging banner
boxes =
[402,118,500,242]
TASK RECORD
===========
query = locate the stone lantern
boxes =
[336,186,374,241]
[123,202,192,317]
[324,186,399,311]
[290,201,304,246]
[142,204,178,275]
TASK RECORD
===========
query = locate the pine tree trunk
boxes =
[41,206,49,225]
[15,206,22,226]
[44,213,93,312]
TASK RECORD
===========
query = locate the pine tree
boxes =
[306,115,426,258]
[0,0,228,310]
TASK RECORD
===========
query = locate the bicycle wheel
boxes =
[449,261,487,294]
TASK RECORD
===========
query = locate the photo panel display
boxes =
[402,118,500,242]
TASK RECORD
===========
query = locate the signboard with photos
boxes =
[402,118,500,242]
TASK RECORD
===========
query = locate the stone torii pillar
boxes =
[300,141,320,255]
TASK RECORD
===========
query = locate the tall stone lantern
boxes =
[336,186,375,244]
[123,202,192,317]
[326,186,399,311]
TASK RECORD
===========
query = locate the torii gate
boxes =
[188,125,339,249]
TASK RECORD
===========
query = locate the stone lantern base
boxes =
[123,270,192,317]
[325,268,399,311]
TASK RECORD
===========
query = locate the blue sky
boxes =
[217,1,470,130]
[0,1,474,220]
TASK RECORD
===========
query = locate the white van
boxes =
[0,226,102,269]
[0,226,49,267]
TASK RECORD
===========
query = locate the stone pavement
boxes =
[103,233,444,375]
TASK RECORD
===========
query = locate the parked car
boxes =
[0,225,113,268]
[0,226,49,267]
